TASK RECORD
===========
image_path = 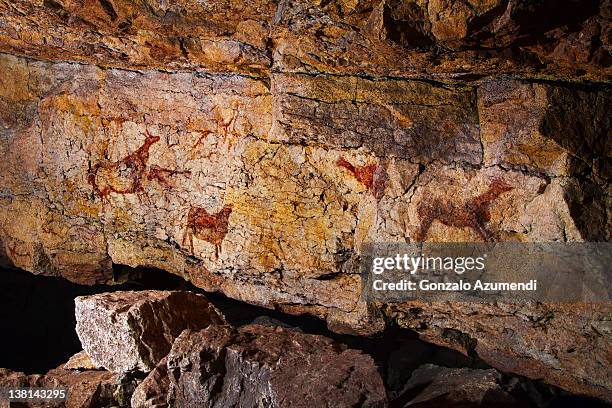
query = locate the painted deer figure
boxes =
[416,179,513,241]
[182,205,233,258]
[88,132,160,200]
[88,131,190,201]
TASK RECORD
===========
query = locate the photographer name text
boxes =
[370,254,537,293]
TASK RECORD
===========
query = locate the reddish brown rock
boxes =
[386,301,612,403]
[137,324,388,408]
[0,365,133,408]
[131,357,170,408]
[75,290,226,373]
[0,0,274,75]
[0,368,63,408]
[393,364,523,407]
[46,368,136,408]
[0,0,609,79]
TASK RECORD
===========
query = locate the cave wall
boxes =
[0,0,610,401]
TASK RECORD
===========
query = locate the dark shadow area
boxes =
[0,265,609,407]
[548,396,612,408]
[112,265,487,380]
[0,267,142,374]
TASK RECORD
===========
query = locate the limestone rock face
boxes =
[0,49,610,400]
[0,0,609,79]
[137,324,387,408]
[74,291,226,373]
[0,0,610,402]
[386,301,612,403]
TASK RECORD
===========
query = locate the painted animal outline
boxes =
[336,155,387,199]
[416,179,513,241]
[215,103,239,144]
[182,205,233,258]
[4,236,31,260]
[87,131,190,201]
[189,102,242,159]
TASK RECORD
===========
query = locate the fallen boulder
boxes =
[0,364,134,408]
[75,290,226,373]
[393,364,526,408]
[135,324,388,408]
[130,356,170,408]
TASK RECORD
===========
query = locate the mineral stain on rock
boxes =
[182,205,233,258]
[417,179,513,241]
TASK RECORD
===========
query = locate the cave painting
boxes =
[215,105,239,142]
[182,205,233,258]
[337,156,387,199]
[4,237,30,260]
[416,179,513,241]
[88,131,190,200]
[189,103,241,158]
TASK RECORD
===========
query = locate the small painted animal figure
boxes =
[416,179,513,241]
[337,156,387,199]
[88,131,190,200]
[182,205,233,258]
[88,132,160,200]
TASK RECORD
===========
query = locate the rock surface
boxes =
[385,301,612,402]
[0,365,134,408]
[134,324,387,408]
[75,290,226,373]
[0,0,610,402]
[130,356,170,408]
[393,364,523,407]
[62,351,101,371]
[0,0,609,80]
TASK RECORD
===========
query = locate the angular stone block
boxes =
[136,324,387,408]
[75,290,226,373]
